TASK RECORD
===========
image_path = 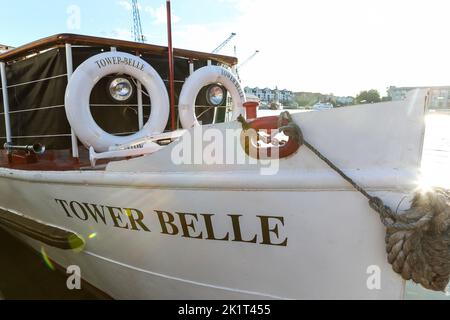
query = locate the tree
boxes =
[295,92,324,107]
[356,89,381,104]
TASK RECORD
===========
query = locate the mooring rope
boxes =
[241,111,450,292]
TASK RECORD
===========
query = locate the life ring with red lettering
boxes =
[239,112,303,160]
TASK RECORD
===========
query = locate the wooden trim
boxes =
[0,148,109,171]
[0,33,238,66]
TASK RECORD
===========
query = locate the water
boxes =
[418,112,450,190]
[0,228,99,299]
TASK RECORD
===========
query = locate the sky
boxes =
[1,0,450,96]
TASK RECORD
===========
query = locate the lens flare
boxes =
[416,174,435,195]
[40,247,55,271]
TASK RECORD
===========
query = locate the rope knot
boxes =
[381,188,450,292]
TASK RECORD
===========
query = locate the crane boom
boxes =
[132,0,146,43]
[212,33,236,54]
[237,50,260,69]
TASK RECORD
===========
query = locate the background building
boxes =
[295,92,354,107]
[335,96,355,106]
[244,87,295,105]
[388,86,450,109]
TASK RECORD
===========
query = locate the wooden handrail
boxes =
[0,33,238,66]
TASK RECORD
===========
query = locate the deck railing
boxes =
[0,34,237,158]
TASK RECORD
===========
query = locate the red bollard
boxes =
[243,101,259,120]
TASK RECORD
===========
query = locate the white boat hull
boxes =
[0,174,407,299]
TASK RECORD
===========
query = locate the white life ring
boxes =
[178,66,246,129]
[65,51,170,152]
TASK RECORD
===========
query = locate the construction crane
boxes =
[237,50,260,70]
[132,0,146,43]
[235,50,259,82]
[212,33,237,54]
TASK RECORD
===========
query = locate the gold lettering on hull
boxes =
[54,199,288,247]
